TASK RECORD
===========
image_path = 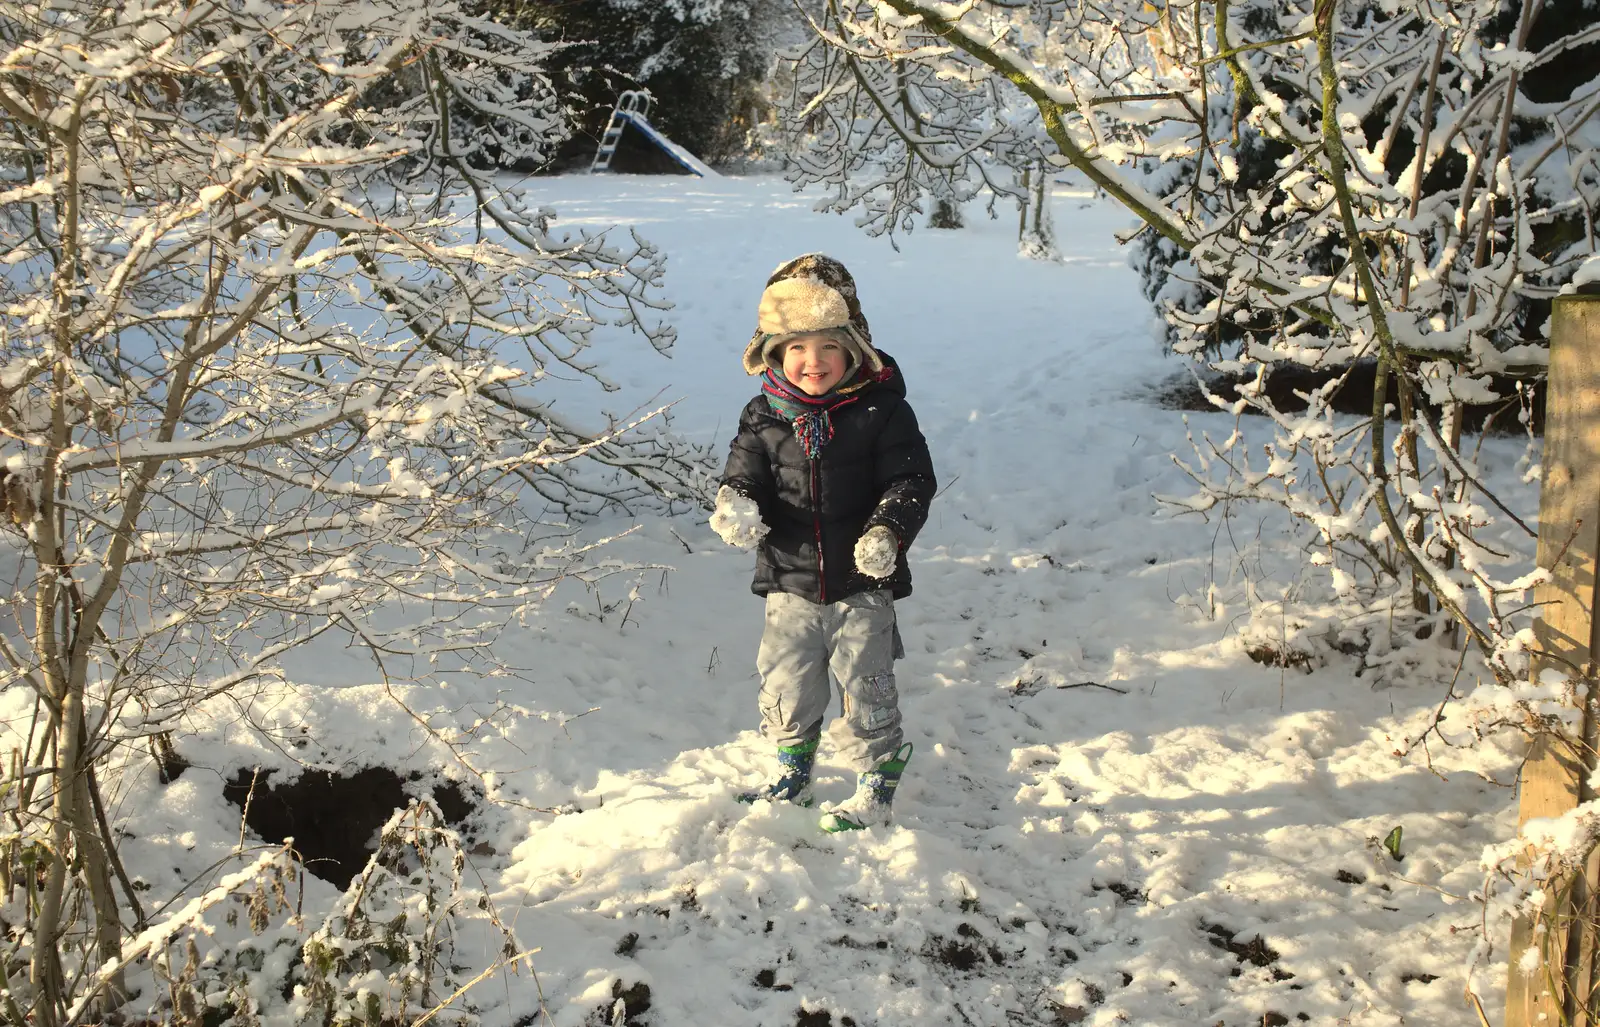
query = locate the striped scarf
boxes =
[761,369,877,458]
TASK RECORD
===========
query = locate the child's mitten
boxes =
[710,485,768,549]
[854,525,898,578]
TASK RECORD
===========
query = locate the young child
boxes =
[710,254,937,832]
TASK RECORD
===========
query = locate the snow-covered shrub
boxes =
[788,0,1599,1004]
[1134,1,1597,360]
[0,1,691,1022]
[292,802,516,1027]
[120,803,518,1027]
[784,0,1597,672]
[145,851,304,1027]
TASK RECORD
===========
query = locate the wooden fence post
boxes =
[1506,292,1600,1027]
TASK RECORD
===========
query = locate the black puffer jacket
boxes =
[721,355,937,604]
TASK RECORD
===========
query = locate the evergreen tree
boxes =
[488,0,791,169]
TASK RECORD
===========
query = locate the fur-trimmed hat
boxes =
[743,254,885,377]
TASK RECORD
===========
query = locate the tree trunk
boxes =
[1017,165,1030,241]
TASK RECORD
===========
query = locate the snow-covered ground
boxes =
[115,174,1525,1026]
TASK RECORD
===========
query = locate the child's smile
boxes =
[782,335,849,395]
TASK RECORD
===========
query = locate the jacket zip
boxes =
[810,455,826,604]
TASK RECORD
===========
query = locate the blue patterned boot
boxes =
[738,736,819,806]
[819,743,913,832]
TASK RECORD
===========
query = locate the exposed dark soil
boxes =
[925,922,1010,973]
[1098,880,1148,905]
[222,766,478,888]
[1201,922,1293,980]
[1246,644,1315,672]
[584,980,652,1027]
[929,935,984,972]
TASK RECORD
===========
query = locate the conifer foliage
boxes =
[487,0,791,167]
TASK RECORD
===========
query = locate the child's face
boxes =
[781,335,849,395]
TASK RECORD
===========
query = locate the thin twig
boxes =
[1058,681,1129,694]
[237,768,260,854]
[1400,643,1471,763]
[413,946,543,1027]
[88,765,145,931]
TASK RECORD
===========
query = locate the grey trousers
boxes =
[756,589,903,770]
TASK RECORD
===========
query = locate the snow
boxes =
[710,485,767,549]
[1568,254,1600,293]
[79,173,1528,1025]
[853,526,897,579]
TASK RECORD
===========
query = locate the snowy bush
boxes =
[101,803,522,1027]
[291,802,519,1027]
[782,0,1597,670]
[784,0,1600,1004]
[0,0,696,1021]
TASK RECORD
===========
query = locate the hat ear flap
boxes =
[743,333,769,376]
[844,325,885,376]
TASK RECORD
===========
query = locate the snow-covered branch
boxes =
[0,2,702,1022]
[789,1,1597,990]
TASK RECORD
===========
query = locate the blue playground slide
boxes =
[615,112,719,178]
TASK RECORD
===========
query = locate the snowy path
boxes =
[450,177,1519,1027]
[130,176,1521,1026]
